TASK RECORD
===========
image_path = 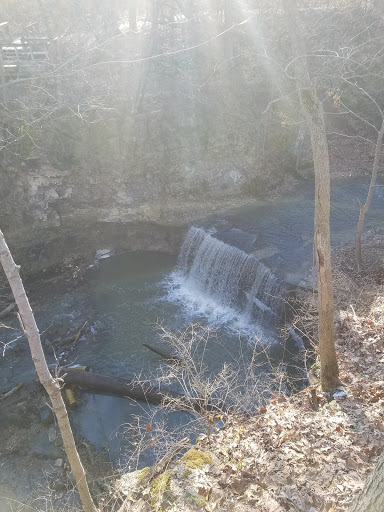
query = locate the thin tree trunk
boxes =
[0,230,96,512]
[356,118,384,271]
[283,0,340,391]
[349,451,384,511]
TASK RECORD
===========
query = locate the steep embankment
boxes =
[114,234,384,512]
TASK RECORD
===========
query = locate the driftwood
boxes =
[51,367,225,413]
[65,388,77,405]
[143,343,183,362]
[52,321,88,349]
[52,367,185,406]
[0,302,15,319]
[0,382,23,401]
[73,321,87,347]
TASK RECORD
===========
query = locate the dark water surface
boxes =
[1,179,383,467]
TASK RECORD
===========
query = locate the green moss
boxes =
[180,449,214,470]
[151,469,172,510]
[137,466,150,483]
[198,496,207,507]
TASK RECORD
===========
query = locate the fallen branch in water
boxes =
[0,382,23,401]
[73,321,87,347]
[52,366,187,405]
[143,343,183,362]
[50,367,227,413]
[0,302,16,319]
[52,321,88,348]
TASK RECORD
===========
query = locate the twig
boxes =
[0,302,16,319]
[73,321,87,347]
[0,382,23,401]
[53,321,88,348]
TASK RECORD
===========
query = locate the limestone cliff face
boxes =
[0,156,261,272]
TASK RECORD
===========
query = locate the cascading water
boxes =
[166,227,287,339]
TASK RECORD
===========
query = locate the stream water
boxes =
[1,179,384,472]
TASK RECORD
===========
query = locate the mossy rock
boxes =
[180,449,214,470]
[184,487,207,508]
[151,469,174,510]
[308,359,321,385]
[136,466,151,483]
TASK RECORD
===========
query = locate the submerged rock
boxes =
[40,406,54,425]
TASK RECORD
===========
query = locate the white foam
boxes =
[163,270,276,343]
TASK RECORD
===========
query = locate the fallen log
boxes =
[143,343,183,362]
[52,367,185,406]
[0,302,15,319]
[50,367,226,413]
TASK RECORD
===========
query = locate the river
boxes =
[1,178,383,485]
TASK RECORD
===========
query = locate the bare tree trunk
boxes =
[0,230,96,512]
[349,451,384,512]
[283,0,340,391]
[356,118,384,271]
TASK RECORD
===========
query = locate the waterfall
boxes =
[176,227,286,326]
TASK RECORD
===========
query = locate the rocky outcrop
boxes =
[0,158,262,273]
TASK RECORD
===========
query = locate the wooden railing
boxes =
[0,21,51,84]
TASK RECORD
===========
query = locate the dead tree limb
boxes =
[143,343,183,362]
[52,367,184,404]
[0,302,16,319]
[51,367,227,414]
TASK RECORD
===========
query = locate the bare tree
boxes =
[0,229,97,512]
[356,118,384,271]
[312,8,384,272]
[283,0,340,391]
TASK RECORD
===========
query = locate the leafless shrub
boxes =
[332,235,384,315]
[121,321,304,474]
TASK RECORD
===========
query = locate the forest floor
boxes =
[114,232,384,512]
